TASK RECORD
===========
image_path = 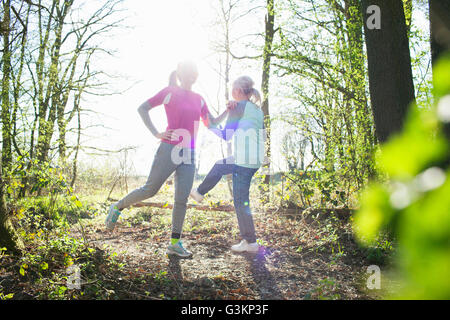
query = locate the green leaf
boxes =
[381,105,447,179]
[433,53,450,98]
[354,184,393,244]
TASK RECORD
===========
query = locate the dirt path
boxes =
[73,204,374,300]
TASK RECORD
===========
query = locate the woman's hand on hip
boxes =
[155,129,179,141]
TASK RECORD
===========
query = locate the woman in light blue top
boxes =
[190,76,265,253]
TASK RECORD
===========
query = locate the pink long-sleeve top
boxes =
[147,86,210,149]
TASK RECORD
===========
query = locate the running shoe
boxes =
[167,241,193,258]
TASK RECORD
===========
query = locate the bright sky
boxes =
[79,0,264,176]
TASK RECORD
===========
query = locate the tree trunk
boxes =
[217,0,235,198]
[430,0,450,68]
[0,0,23,253]
[0,159,24,253]
[361,0,416,143]
[345,0,375,182]
[429,0,450,166]
[403,0,413,35]
[1,0,12,171]
[0,198,24,254]
[70,106,82,187]
[35,1,73,164]
[262,0,275,185]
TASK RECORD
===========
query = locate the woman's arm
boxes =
[137,101,177,141]
[204,101,238,128]
[207,109,229,127]
[210,101,245,141]
[137,101,158,136]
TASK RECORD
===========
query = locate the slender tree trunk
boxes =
[70,106,82,187]
[0,1,23,250]
[218,0,234,197]
[11,5,30,159]
[262,0,275,185]
[345,0,375,181]
[1,0,12,171]
[225,14,233,197]
[361,0,416,143]
[36,1,73,163]
[34,0,56,163]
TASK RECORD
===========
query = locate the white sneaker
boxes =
[231,240,259,253]
[190,188,204,203]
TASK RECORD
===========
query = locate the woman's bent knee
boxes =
[139,185,158,198]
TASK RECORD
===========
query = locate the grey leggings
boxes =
[117,142,195,238]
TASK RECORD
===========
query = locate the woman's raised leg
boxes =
[196,157,235,196]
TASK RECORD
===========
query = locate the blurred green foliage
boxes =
[354,54,450,299]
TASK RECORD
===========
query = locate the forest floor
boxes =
[1,181,390,300]
[72,210,373,300]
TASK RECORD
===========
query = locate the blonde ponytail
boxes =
[233,76,261,106]
[251,88,261,105]
[169,71,179,87]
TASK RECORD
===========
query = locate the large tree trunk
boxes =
[361,0,416,143]
[429,0,450,67]
[0,162,24,253]
[429,0,450,166]
[0,192,24,254]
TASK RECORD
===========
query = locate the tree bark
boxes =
[429,0,450,166]
[0,157,24,253]
[403,0,413,35]
[262,0,275,185]
[361,0,416,143]
[344,0,375,183]
[1,0,12,171]
[430,0,450,68]
[217,0,234,198]
[0,191,24,254]
[36,1,72,163]
[0,0,24,254]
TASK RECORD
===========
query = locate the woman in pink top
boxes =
[105,61,229,257]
